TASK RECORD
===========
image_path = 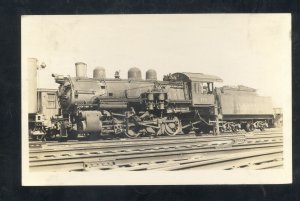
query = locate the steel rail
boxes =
[29,130,282,148]
[109,149,283,171]
[30,139,234,160]
[29,142,283,171]
[197,154,284,170]
[155,149,283,171]
[30,132,283,152]
[29,139,234,157]
[29,135,283,160]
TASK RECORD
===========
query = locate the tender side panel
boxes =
[219,94,273,115]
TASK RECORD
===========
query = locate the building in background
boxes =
[36,88,59,128]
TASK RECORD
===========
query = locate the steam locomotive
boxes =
[39,61,273,140]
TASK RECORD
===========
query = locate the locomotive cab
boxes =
[190,81,215,106]
[166,72,223,106]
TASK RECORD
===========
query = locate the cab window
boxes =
[193,82,203,94]
[202,82,214,94]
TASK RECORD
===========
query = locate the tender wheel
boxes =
[231,125,237,133]
[249,124,255,132]
[245,123,255,132]
[164,116,181,136]
[245,123,251,132]
[259,125,265,131]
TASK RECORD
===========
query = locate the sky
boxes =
[22,14,291,107]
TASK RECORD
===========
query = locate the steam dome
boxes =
[146,69,157,80]
[128,67,142,80]
[93,67,106,79]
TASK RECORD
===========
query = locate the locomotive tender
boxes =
[47,62,273,140]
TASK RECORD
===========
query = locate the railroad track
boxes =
[29,131,283,171]
[29,128,282,144]
[110,147,283,171]
[29,130,282,149]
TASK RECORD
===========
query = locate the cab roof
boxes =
[172,72,223,83]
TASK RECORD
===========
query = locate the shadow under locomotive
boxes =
[28,59,275,141]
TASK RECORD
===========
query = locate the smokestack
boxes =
[75,62,87,78]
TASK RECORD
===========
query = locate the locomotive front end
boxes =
[53,62,107,111]
[51,62,108,140]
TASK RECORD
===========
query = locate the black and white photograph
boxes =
[21,14,292,185]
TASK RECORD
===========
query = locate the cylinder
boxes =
[78,111,102,132]
[93,67,106,79]
[158,93,165,100]
[128,67,142,80]
[27,58,38,113]
[146,69,157,80]
[147,93,154,101]
[75,62,87,78]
